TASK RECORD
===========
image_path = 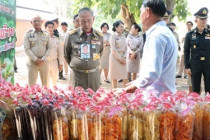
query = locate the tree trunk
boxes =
[120,4,136,31]
[166,0,175,20]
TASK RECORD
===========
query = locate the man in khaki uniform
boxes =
[60,22,69,75]
[24,16,52,87]
[64,7,103,91]
[45,21,63,87]
[176,21,193,79]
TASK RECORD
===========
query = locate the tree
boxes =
[52,0,189,30]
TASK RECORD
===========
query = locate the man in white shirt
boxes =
[125,0,178,94]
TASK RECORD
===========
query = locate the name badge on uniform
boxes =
[29,33,35,38]
[81,44,90,59]
[93,53,100,60]
[92,36,98,40]
[91,40,97,44]
[96,41,101,45]
[193,45,196,49]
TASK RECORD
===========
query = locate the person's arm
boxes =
[182,37,185,44]
[133,35,165,88]
[23,32,38,61]
[184,32,192,76]
[184,33,191,69]
[64,33,72,65]
[135,36,143,53]
[126,36,132,53]
[57,40,63,65]
[177,33,181,48]
[42,35,53,61]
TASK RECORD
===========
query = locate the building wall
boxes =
[16,19,47,47]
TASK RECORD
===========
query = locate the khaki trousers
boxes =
[27,59,50,87]
[178,53,186,76]
[63,59,68,74]
[49,59,58,86]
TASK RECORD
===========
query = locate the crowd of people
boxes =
[22,0,210,95]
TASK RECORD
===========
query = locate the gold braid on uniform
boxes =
[69,29,77,35]
[96,30,103,37]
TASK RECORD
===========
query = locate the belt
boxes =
[72,66,99,73]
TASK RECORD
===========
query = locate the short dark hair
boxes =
[78,7,94,17]
[132,23,141,32]
[186,21,193,26]
[112,20,124,32]
[61,22,68,26]
[73,14,79,20]
[52,18,59,24]
[142,0,166,17]
[101,23,109,30]
[45,21,54,28]
[169,22,176,27]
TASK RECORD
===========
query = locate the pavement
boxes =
[15,46,190,93]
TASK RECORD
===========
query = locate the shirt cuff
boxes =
[32,56,38,61]
[133,79,141,89]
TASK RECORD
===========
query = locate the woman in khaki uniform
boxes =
[109,20,128,88]
[126,23,143,81]
[45,21,63,87]
[99,23,112,83]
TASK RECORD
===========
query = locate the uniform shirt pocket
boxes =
[191,40,198,50]
[29,37,37,47]
[41,37,48,46]
[72,41,81,56]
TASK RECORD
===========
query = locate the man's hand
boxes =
[124,83,137,93]
[58,65,63,72]
[185,68,191,77]
[35,59,44,66]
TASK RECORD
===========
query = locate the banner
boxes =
[0,0,16,84]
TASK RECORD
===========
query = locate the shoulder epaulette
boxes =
[96,30,103,37]
[27,29,33,33]
[69,29,77,35]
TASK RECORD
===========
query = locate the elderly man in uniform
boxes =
[125,0,178,94]
[184,7,210,94]
[24,16,52,87]
[45,21,63,87]
[64,7,103,91]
